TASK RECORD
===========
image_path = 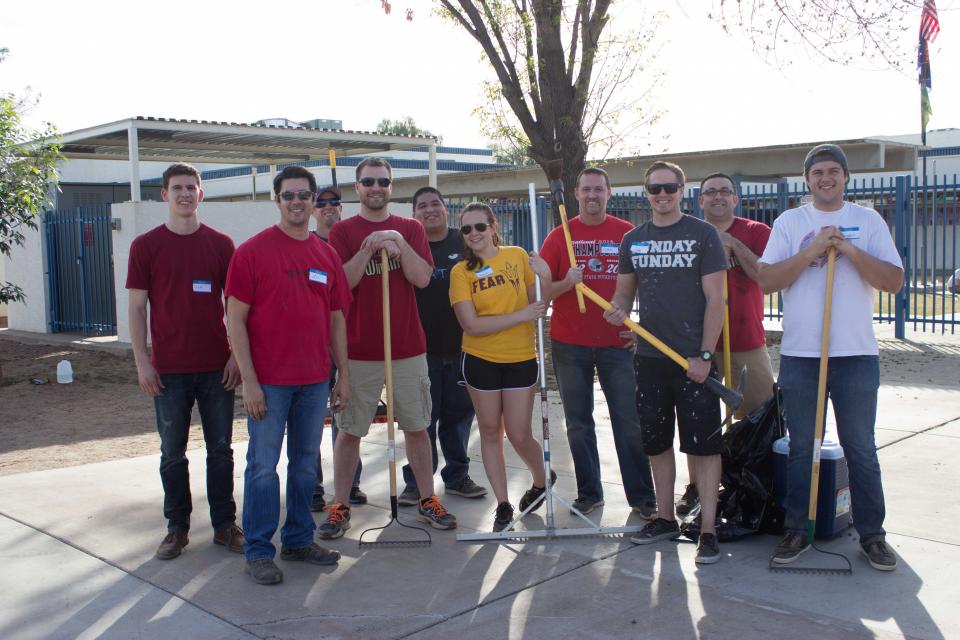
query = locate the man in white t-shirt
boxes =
[758,144,904,571]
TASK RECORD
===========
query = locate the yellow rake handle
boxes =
[558,202,586,313]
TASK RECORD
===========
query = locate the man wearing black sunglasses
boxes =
[604,160,727,565]
[321,158,458,539]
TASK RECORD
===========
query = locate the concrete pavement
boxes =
[1,332,958,639]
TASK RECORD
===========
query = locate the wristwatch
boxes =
[699,351,713,362]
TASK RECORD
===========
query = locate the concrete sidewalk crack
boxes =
[0,509,261,639]
[878,415,960,450]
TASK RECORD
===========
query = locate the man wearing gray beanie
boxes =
[757,143,904,571]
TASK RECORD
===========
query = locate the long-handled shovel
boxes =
[457,183,646,542]
[769,247,851,575]
[359,250,432,549]
[575,283,745,411]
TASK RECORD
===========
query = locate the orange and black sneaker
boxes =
[317,502,351,540]
[417,495,457,530]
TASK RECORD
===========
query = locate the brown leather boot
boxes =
[156,531,189,560]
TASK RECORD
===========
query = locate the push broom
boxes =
[769,247,851,575]
[358,250,432,549]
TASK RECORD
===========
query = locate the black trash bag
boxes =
[680,385,786,542]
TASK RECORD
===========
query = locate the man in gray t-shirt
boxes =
[604,161,727,565]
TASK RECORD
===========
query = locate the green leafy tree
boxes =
[1,48,63,304]
[376,116,441,142]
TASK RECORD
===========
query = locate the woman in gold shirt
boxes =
[450,202,553,532]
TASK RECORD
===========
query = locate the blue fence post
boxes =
[894,175,910,339]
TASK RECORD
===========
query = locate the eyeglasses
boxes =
[460,222,489,235]
[359,177,392,187]
[646,183,681,195]
[280,190,316,202]
[316,198,341,207]
[701,188,735,197]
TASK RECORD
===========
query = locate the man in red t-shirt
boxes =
[319,157,457,539]
[126,163,243,561]
[226,166,351,585]
[675,172,775,517]
[541,167,656,517]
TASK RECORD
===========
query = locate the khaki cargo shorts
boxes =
[336,355,431,437]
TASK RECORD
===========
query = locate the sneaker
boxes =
[317,503,351,540]
[418,495,457,530]
[280,542,341,566]
[397,485,420,507]
[493,501,515,532]
[629,518,681,545]
[245,558,283,585]
[518,470,558,512]
[445,476,488,499]
[213,523,244,554]
[861,539,897,572]
[771,531,810,564]
[695,532,721,564]
[155,531,189,560]
[675,483,699,517]
[310,493,326,513]
[631,502,658,520]
[349,486,368,505]
[570,496,605,515]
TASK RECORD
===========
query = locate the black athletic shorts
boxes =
[460,352,538,392]
[634,355,722,456]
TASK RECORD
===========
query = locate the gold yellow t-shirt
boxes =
[449,246,536,363]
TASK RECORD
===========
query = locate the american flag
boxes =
[920,0,940,43]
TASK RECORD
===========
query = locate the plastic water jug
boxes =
[57,359,74,384]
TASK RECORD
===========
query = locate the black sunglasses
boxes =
[460,222,489,235]
[280,190,316,202]
[316,197,341,207]
[359,177,392,187]
[647,183,681,195]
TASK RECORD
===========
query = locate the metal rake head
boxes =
[768,545,853,576]
[358,516,432,549]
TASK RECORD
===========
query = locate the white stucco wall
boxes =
[5,222,48,332]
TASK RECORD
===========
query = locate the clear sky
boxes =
[1,0,957,156]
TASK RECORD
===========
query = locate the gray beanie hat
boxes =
[804,144,849,175]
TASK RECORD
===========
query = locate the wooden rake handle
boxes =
[381,250,397,497]
[557,202,586,313]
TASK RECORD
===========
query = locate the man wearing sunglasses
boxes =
[674,173,775,519]
[310,186,366,513]
[400,186,488,505]
[604,161,727,564]
[540,167,657,519]
[227,166,351,584]
[321,157,458,539]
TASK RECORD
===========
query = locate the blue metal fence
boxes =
[448,176,959,336]
[44,206,117,335]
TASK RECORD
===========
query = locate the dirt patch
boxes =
[0,335,247,476]
[0,325,957,477]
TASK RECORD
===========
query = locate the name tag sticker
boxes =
[600,243,619,255]
[476,265,494,278]
[192,280,212,293]
[839,226,861,240]
[448,253,460,261]
[630,242,650,255]
[309,269,328,284]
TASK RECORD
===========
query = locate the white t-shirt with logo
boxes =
[760,202,902,357]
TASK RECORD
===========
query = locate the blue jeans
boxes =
[243,382,329,561]
[154,371,236,532]
[552,340,656,507]
[402,353,475,488]
[779,355,886,542]
[314,364,361,495]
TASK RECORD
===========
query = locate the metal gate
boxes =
[44,206,117,335]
